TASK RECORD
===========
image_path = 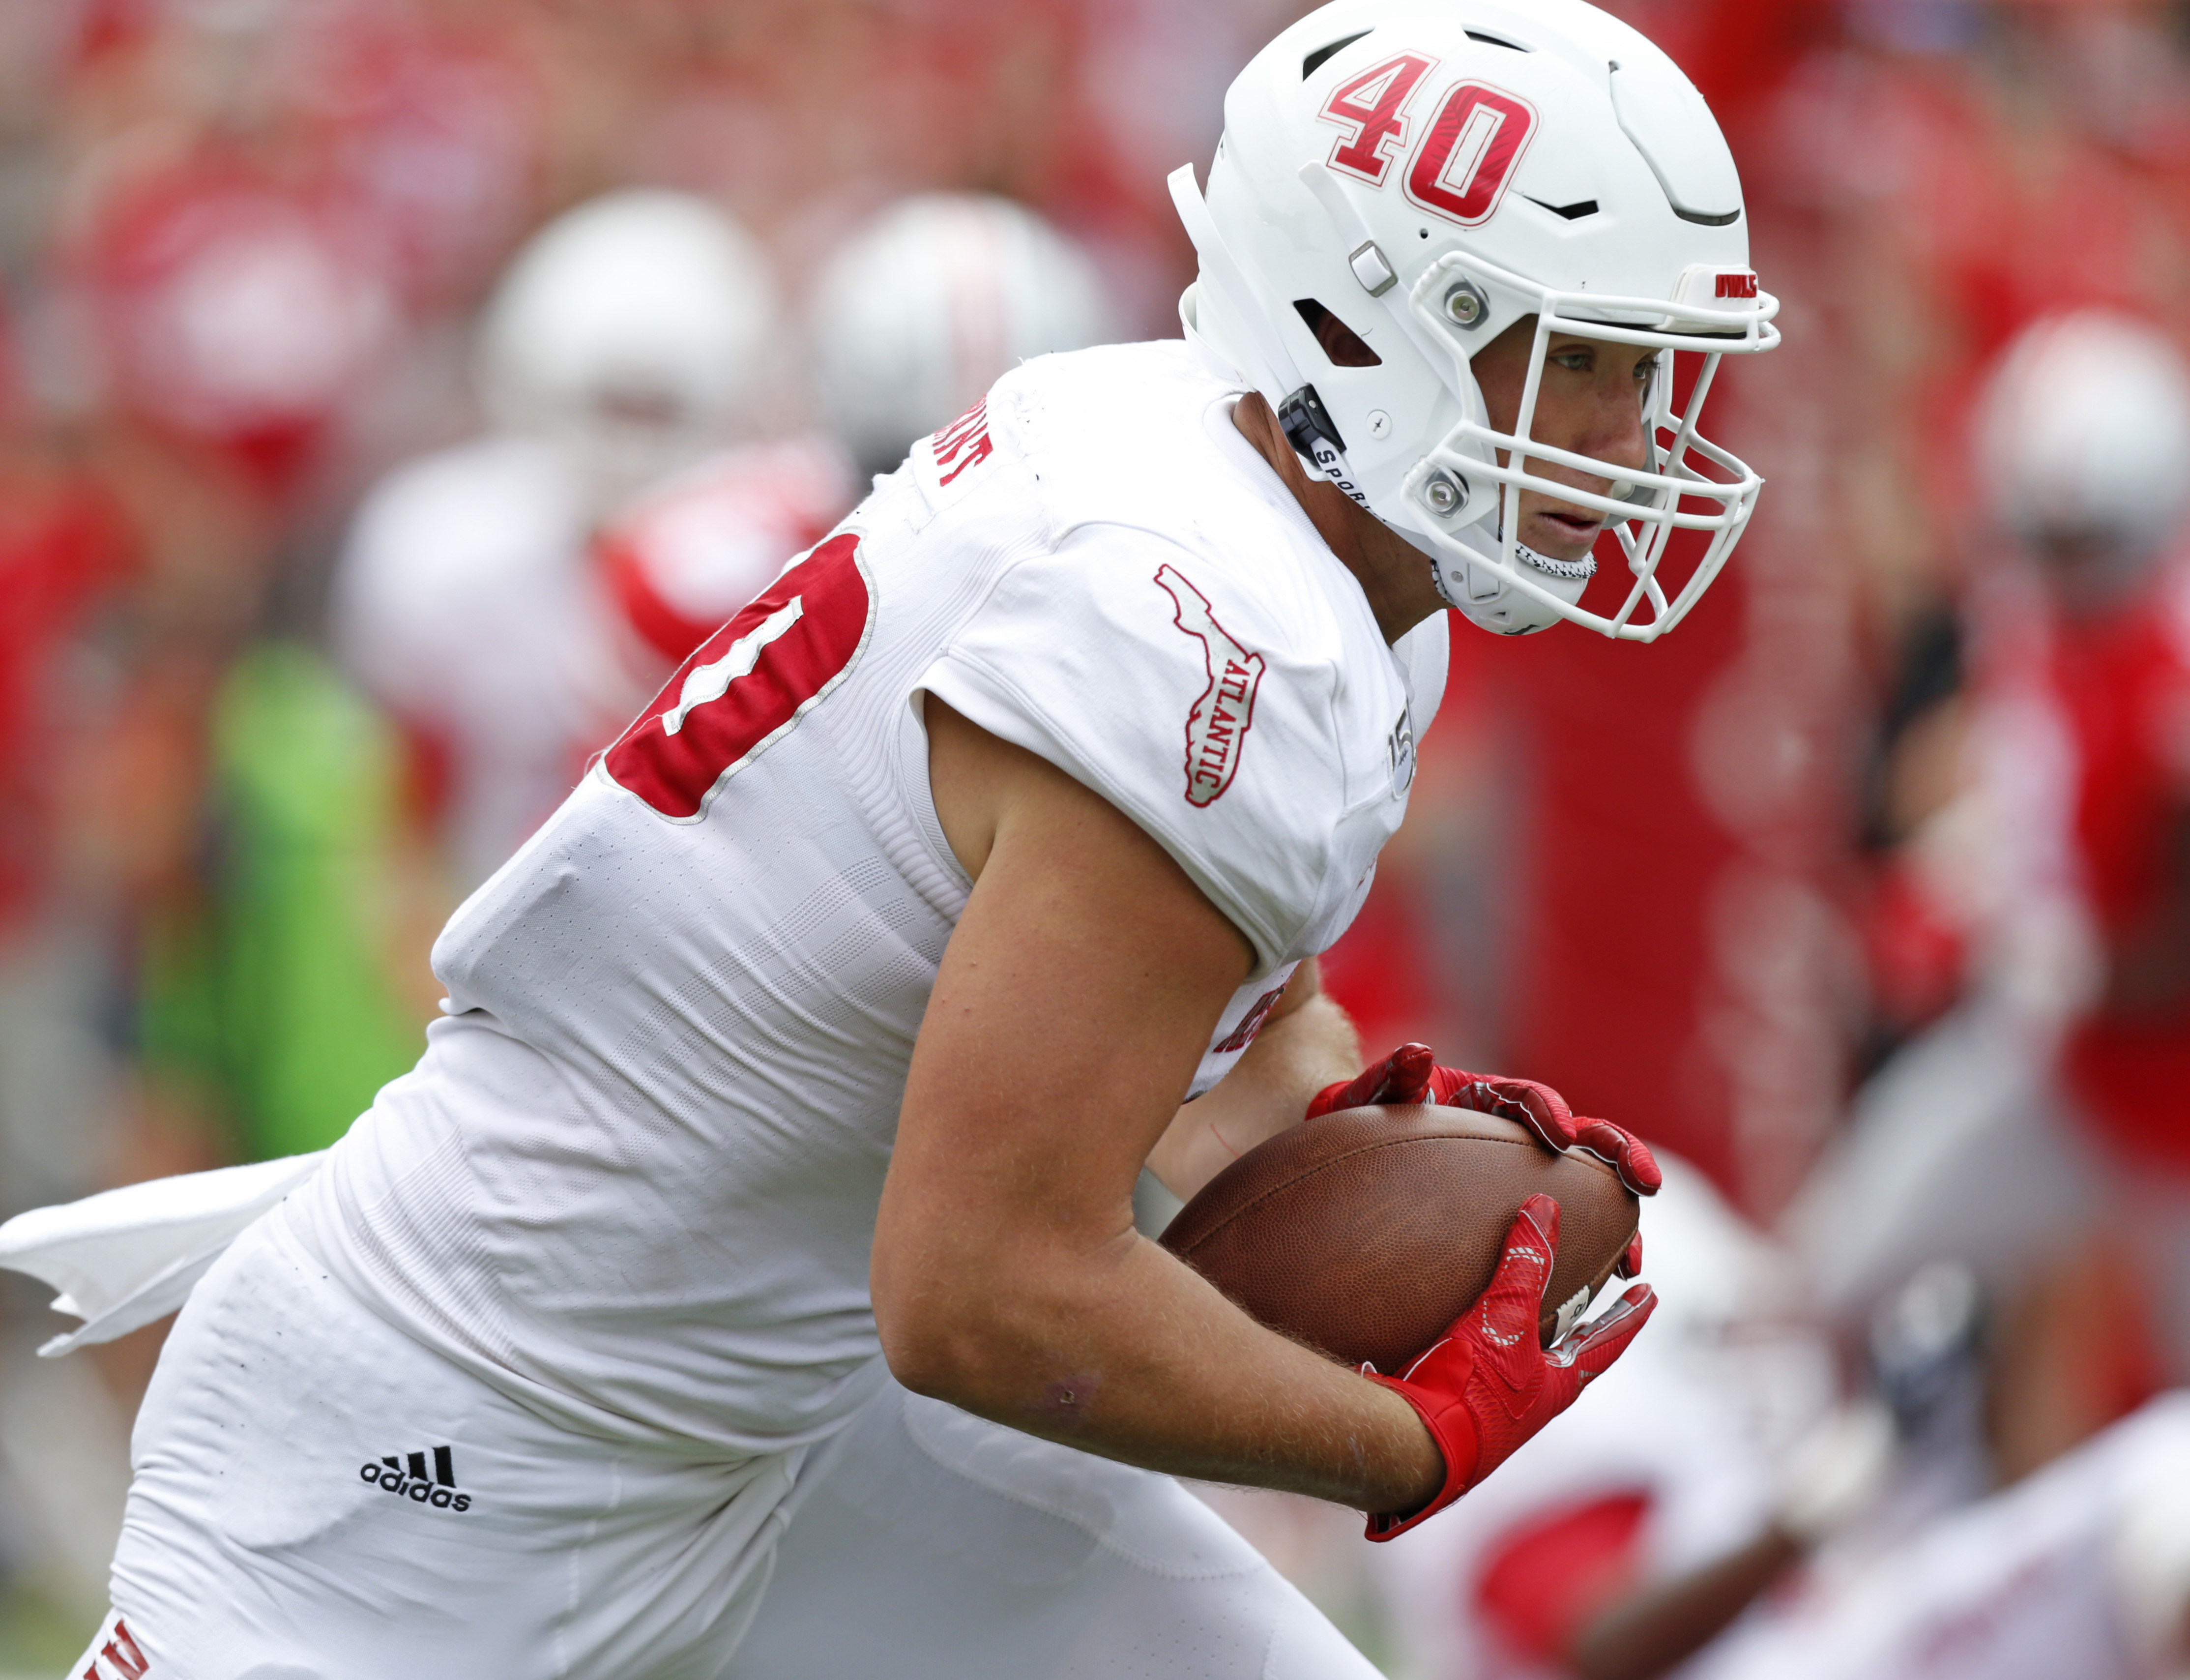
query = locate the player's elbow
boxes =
[871,1239,983,1403]
[875,1306,981,1404]
[873,1284,1013,1407]
[871,1240,1072,1410]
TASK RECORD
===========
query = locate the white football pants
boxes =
[77,1209,1376,1680]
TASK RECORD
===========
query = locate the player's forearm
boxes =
[1568,1527,1801,1680]
[876,1219,1443,1513]
[1147,980,1360,1201]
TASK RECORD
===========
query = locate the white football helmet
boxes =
[477,190,778,516]
[810,193,1115,478]
[1173,0,1780,639]
[1976,309,2190,576]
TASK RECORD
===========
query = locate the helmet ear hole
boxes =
[1291,299,1382,368]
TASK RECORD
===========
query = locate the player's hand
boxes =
[1306,1046,1662,1194]
[1573,1118,1662,1198]
[1359,1193,1656,1541]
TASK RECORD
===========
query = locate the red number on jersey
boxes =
[1318,52,1438,185]
[603,532,873,822]
[1404,82,1537,227]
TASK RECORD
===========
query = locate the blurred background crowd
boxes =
[4,0,2190,1676]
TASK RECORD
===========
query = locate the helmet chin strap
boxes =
[1416,511,1597,630]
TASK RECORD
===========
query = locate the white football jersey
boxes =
[291,341,1449,1455]
[332,435,652,888]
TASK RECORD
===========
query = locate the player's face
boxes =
[1470,320,1656,564]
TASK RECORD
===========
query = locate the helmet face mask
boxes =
[1173,0,1781,642]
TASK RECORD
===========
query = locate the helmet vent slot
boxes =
[1464,29,1529,51]
[1522,196,1601,221]
[1301,31,1372,79]
[1292,299,1382,367]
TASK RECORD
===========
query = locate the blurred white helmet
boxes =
[1171,0,1779,640]
[810,193,1115,478]
[1977,309,2190,576]
[477,189,778,515]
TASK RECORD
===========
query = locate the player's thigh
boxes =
[104,1212,794,1680]
[727,1377,1379,1680]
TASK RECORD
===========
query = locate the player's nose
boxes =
[1576,377,1652,478]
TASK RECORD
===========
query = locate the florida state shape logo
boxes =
[1155,565,1265,808]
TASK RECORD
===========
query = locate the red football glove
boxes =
[1307,1045,1664,1196]
[1361,1192,1656,1541]
[1573,1118,1663,1199]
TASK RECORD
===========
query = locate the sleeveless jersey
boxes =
[292,340,1449,1454]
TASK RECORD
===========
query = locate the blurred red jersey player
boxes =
[1959,311,2190,1289]
[1797,313,2190,1480]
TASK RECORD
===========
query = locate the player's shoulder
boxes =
[986,338,1291,537]
[957,341,1380,667]
[911,354,1430,969]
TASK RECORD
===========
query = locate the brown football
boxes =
[1158,1103,1639,1375]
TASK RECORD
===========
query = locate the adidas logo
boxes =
[359,1444,473,1512]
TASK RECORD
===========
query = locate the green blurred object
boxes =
[137,643,424,1161]
[0,1576,96,1678]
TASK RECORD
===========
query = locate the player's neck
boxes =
[1230,393,1445,645]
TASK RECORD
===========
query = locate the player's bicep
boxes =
[876,702,1253,1330]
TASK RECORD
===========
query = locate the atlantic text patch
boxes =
[1155,565,1265,807]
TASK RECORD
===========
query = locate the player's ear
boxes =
[1291,299,1381,368]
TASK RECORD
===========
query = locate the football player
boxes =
[330,188,780,892]
[1788,309,2190,1475]
[1681,1394,2190,1680]
[26,3,1776,1674]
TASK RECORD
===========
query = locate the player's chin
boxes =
[1520,507,1605,563]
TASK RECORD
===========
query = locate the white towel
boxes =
[0,1152,328,1356]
